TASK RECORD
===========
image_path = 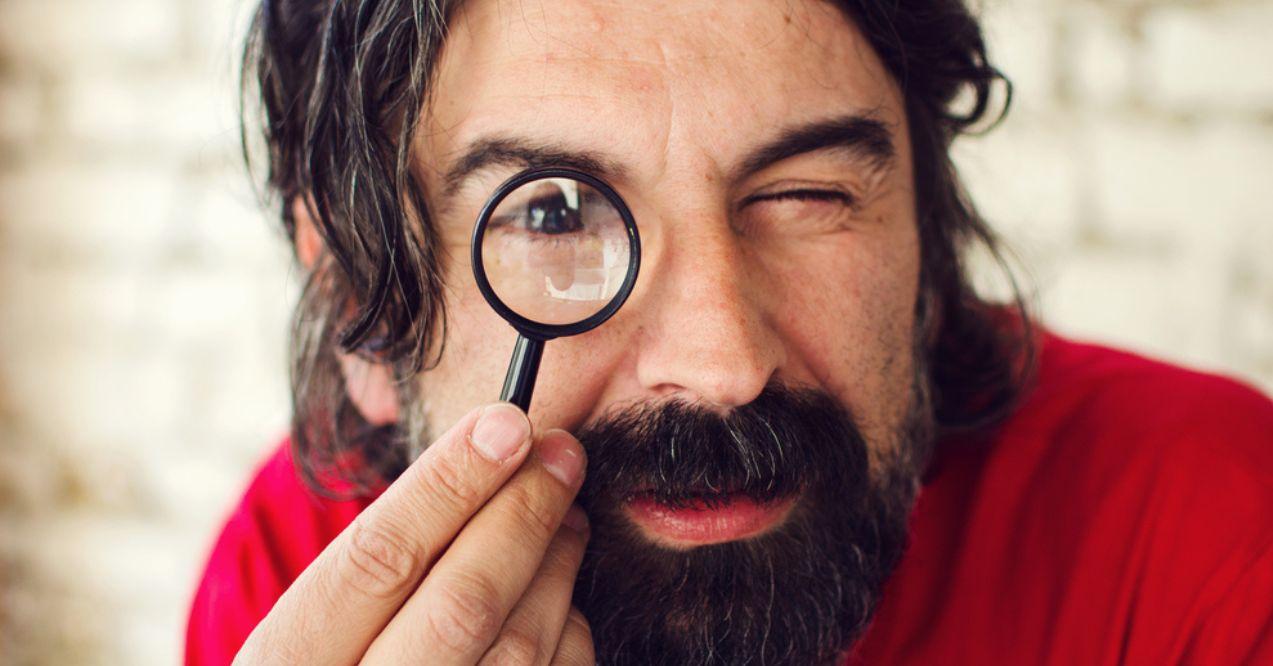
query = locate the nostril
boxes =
[640,388,741,416]
[638,372,774,413]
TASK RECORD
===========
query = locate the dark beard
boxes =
[572,384,930,665]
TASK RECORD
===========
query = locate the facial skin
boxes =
[407,0,921,480]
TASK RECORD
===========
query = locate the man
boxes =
[186,0,1273,664]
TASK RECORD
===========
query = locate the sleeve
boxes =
[1111,371,1273,665]
[1172,378,1273,664]
[183,443,366,666]
[1182,543,1273,664]
[184,449,297,666]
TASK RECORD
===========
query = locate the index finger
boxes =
[235,403,534,665]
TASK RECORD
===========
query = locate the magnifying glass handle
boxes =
[500,334,545,411]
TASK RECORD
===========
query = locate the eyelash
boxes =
[745,188,857,208]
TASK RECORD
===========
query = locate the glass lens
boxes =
[480,177,632,326]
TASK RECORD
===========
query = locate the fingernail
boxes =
[538,429,585,486]
[470,403,530,462]
[562,504,589,534]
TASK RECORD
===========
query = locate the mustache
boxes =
[574,384,872,509]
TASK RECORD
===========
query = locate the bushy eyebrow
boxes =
[438,113,896,204]
[731,114,895,181]
[440,138,629,200]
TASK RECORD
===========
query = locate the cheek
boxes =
[413,261,631,439]
[526,318,632,429]
[760,220,921,439]
[413,271,519,435]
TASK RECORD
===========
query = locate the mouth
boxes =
[622,489,799,549]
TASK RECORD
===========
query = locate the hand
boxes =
[235,403,595,665]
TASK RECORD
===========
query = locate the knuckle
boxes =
[484,627,545,666]
[500,484,560,542]
[539,539,585,581]
[550,529,589,566]
[421,451,486,508]
[338,519,420,599]
[427,574,505,652]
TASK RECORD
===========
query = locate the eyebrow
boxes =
[439,113,895,202]
[440,139,629,200]
[732,114,895,182]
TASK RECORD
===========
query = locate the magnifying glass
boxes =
[471,166,641,411]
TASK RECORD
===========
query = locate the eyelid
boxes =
[742,188,858,208]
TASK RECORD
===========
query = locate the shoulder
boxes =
[991,329,1273,583]
[1023,331,1273,473]
[917,331,1273,659]
[213,441,370,575]
[865,330,1271,662]
[943,328,1273,579]
[185,440,370,665]
[1014,333,1273,659]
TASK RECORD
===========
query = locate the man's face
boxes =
[416,0,919,477]
[408,0,925,660]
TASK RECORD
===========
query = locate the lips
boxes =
[623,490,798,548]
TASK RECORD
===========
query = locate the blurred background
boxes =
[0,0,1269,663]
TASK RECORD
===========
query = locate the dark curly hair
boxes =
[241,0,1034,497]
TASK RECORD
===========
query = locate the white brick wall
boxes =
[0,1,288,664]
[962,0,1273,388]
[1144,4,1273,110]
[0,0,1269,663]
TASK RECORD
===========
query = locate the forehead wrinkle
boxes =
[427,0,903,204]
[650,37,675,182]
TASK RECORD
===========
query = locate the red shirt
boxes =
[185,333,1273,665]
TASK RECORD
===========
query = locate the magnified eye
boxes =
[580,190,621,226]
[478,170,637,329]
[521,184,584,235]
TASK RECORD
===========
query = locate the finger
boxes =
[363,429,586,665]
[478,506,590,666]
[236,403,533,666]
[549,608,596,666]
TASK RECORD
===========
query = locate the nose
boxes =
[633,219,784,409]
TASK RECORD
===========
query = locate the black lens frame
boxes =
[471,166,642,341]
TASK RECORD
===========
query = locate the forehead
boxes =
[422,0,901,181]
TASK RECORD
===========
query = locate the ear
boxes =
[922,287,942,348]
[336,352,401,425]
[292,197,325,270]
[291,196,401,425]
